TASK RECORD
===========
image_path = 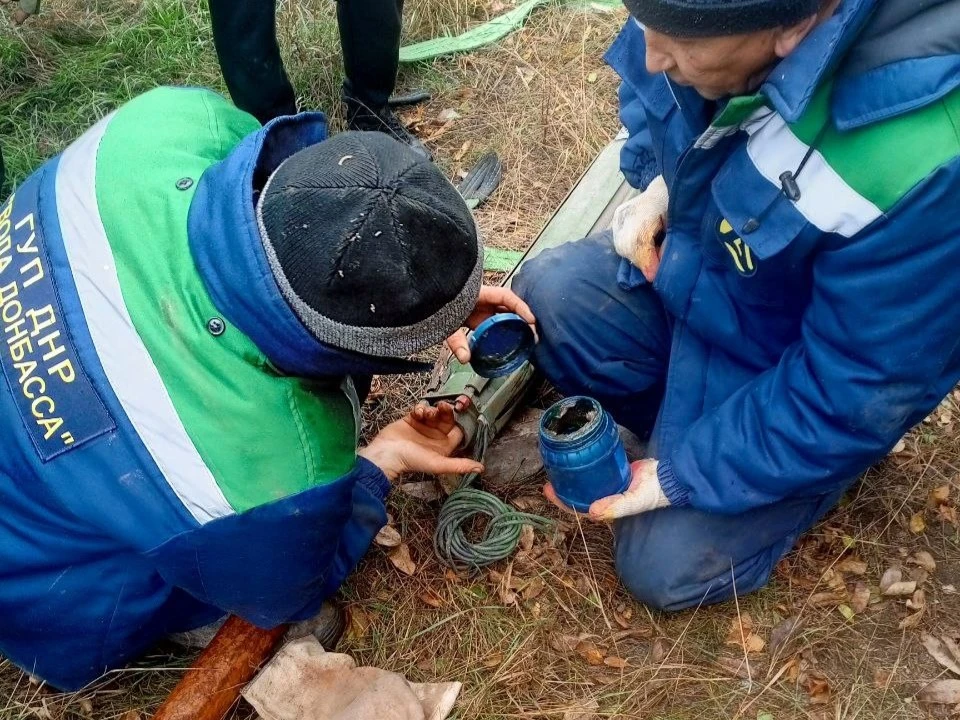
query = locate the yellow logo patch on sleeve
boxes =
[718,218,756,277]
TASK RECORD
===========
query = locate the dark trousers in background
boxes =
[513,232,849,611]
[207,0,403,125]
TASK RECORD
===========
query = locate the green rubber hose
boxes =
[433,418,553,571]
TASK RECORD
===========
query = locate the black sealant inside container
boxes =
[543,397,599,440]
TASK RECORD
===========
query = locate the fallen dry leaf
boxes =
[453,139,473,162]
[519,524,535,552]
[345,606,371,642]
[880,567,917,596]
[918,679,960,704]
[838,604,855,622]
[575,640,605,666]
[921,633,960,676]
[802,672,832,705]
[716,654,751,679]
[909,551,937,573]
[725,613,754,640]
[603,656,628,669]
[436,108,461,124]
[907,566,930,585]
[906,589,927,611]
[523,576,546,601]
[482,652,504,668]
[374,525,402,548]
[892,437,907,454]
[880,567,903,594]
[613,611,631,629]
[651,638,670,664]
[930,485,952,506]
[770,616,802,656]
[586,71,598,83]
[388,543,417,576]
[419,589,443,608]
[611,628,653,642]
[511,495,543,511]
[810,591,848,607]
[874,668,894,690]
[944,584,957,594]
[899,609,924,629]
[937,504,959,526]
[562,698,600,720]
[836,557,868,575]
[910,512,927,534]
[851,582,871,614]
[821,567,846,590]
[549,634,581,655]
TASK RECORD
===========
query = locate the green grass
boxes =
[0,0,226,191]
[0,0,486,196]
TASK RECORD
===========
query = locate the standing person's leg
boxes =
[338,0,401,111]
[208,0,297,125]
[337,0,430,158]
[512,232,670,441]
[11,0,38,24]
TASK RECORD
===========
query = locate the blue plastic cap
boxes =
[468,313,535,378]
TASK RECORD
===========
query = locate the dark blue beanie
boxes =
[624,0,822,36]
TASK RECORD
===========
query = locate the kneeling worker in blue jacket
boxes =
[515,0,960,609]
[0,86,533,690]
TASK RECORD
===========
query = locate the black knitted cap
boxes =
[623,0,821,37]
[256,131,483,358]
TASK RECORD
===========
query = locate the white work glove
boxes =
[611,175,669,283]
[544,458,670,522]
[589,459,669,520]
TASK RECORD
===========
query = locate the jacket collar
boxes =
[759,0,877,124]
[187,113,430,378]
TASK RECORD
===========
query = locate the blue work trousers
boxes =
[513,233,846,611]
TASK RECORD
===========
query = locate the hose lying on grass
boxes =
[433,417,553,571]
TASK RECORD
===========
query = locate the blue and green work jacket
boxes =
[0,88,397,690]
[607,0,960,511]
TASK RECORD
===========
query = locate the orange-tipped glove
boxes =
[611,175,668,283]
[544,458,670,522]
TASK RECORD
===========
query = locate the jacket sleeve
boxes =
[658,163,960,514]
[604,20,659,190]
[147,458,390,627]
[618,80,659,190]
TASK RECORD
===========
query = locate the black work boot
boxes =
[344,94,431,161]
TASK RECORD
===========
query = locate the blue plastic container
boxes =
[468,313,536,378]
[538,396,631,512]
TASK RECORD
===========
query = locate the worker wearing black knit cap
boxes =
[0,86,534,689]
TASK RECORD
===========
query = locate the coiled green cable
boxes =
[433,418,553,571]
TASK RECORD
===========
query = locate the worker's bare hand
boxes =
[358,402,483,482]
[446,285,536,364]
[542,459,669,522]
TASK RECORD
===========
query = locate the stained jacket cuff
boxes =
[657,458,691,507]
[354,456,391,502]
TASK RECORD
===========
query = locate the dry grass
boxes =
[3,1,960,719]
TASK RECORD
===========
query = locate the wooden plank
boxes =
[504,135,635,286]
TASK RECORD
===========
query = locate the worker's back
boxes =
[0,88,379,690]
